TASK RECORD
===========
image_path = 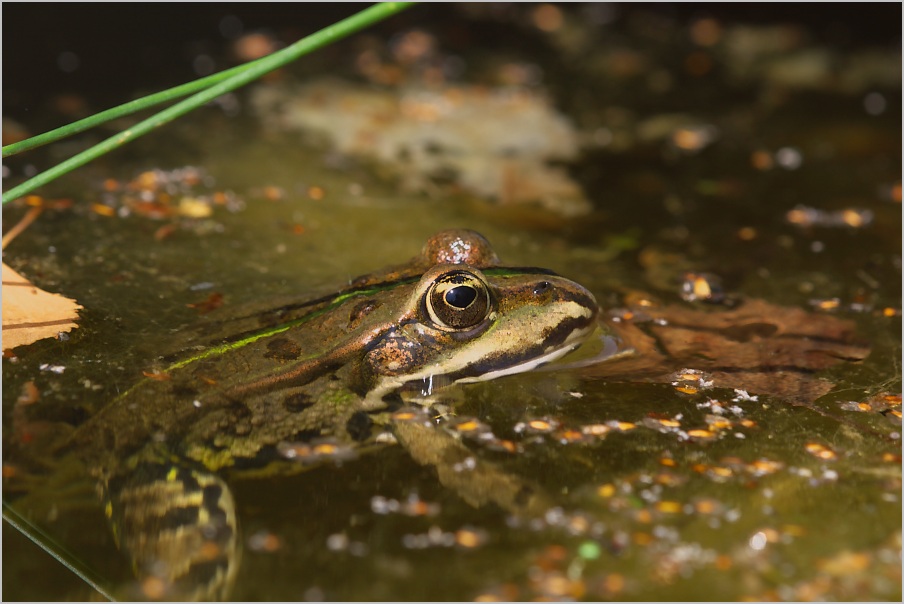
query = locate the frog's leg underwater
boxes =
[104,462,239,600]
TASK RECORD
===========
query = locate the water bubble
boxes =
[57,51,80,73]
[775,147,803,170]
[864,92,887,116]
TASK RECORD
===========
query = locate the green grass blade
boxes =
[2,2,417,205]
[3,502,116,600]
[2,64,249,158]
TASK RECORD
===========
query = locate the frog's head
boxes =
[360,261,599,404]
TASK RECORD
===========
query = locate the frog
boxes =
[12,229,603,600]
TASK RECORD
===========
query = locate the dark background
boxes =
[3,2,901,117]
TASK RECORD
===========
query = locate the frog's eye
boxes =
[425,270,492,330]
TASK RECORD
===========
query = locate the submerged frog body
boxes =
[62,229,600,599]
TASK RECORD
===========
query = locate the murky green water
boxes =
[3,5,901,601]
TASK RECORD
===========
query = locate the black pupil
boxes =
[445,285,477,309]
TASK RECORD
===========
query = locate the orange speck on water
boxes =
[532,3,563,32]
[142,371,171,381]
[263,186,284,201]
[597,484,616,498]
[816,298,841,311]
[688,429,716,439]
[528,419,554,431]
[714,554,733,570]
[685,51,713,76]
[616,422,636,431]
[603,573,625,594]
[103,178,120,192]
[494,439,518,453]
[707,418,732,430]
[695,500,718,514]
[635,509,653,524]
[805,443,837,460]
[841,209,867,227]
[751,459,783,475]
[307,186,326,200]
[737,226,758,240]
[750,150,774,170]
[141,577,167,600]
[2,464,17,478]
[656,501,682,514]
[198,541,223,560]
[582,424,611,436]
[134,171,159,191]
[455,420,480,432]
[260,533,282,552]
[633,531,653,545]
[292,223,305,235]
[675,385,698,395]
[660,457,676,467]
[313,443,339,455]
[455,528,484,548]
[91,203,116,217]
[17,381,40,405]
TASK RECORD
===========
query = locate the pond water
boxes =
[3,5,901,601]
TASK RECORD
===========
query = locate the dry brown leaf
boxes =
[2,262,82,351]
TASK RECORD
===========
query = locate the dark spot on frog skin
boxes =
[346,411,374,441]
[283,392,314,412]
[264,337,301,361]
[347,299,382,330]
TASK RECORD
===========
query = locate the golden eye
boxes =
[425,270,492,330]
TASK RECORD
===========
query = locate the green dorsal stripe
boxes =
[164,266,555,373]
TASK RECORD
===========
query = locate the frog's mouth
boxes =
[453,322,597,384]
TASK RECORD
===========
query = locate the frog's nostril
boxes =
[533,281,552,296]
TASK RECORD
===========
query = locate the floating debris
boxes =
[445,416,493,438]
[96,166,244,223]
[325,533,368,556]
[247,529,283,553]
[805,442,838,461]
[401,524,486,550]
[607,307,654,323]
[786,205,874,229]
[370,493,440,517]
[514,417,560,434]
[732,389,759,402]
[389,406,434,426]
[686,429,719,441]
[277,437,357,465]
[671,368,714,393]
[679,272,726,304]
